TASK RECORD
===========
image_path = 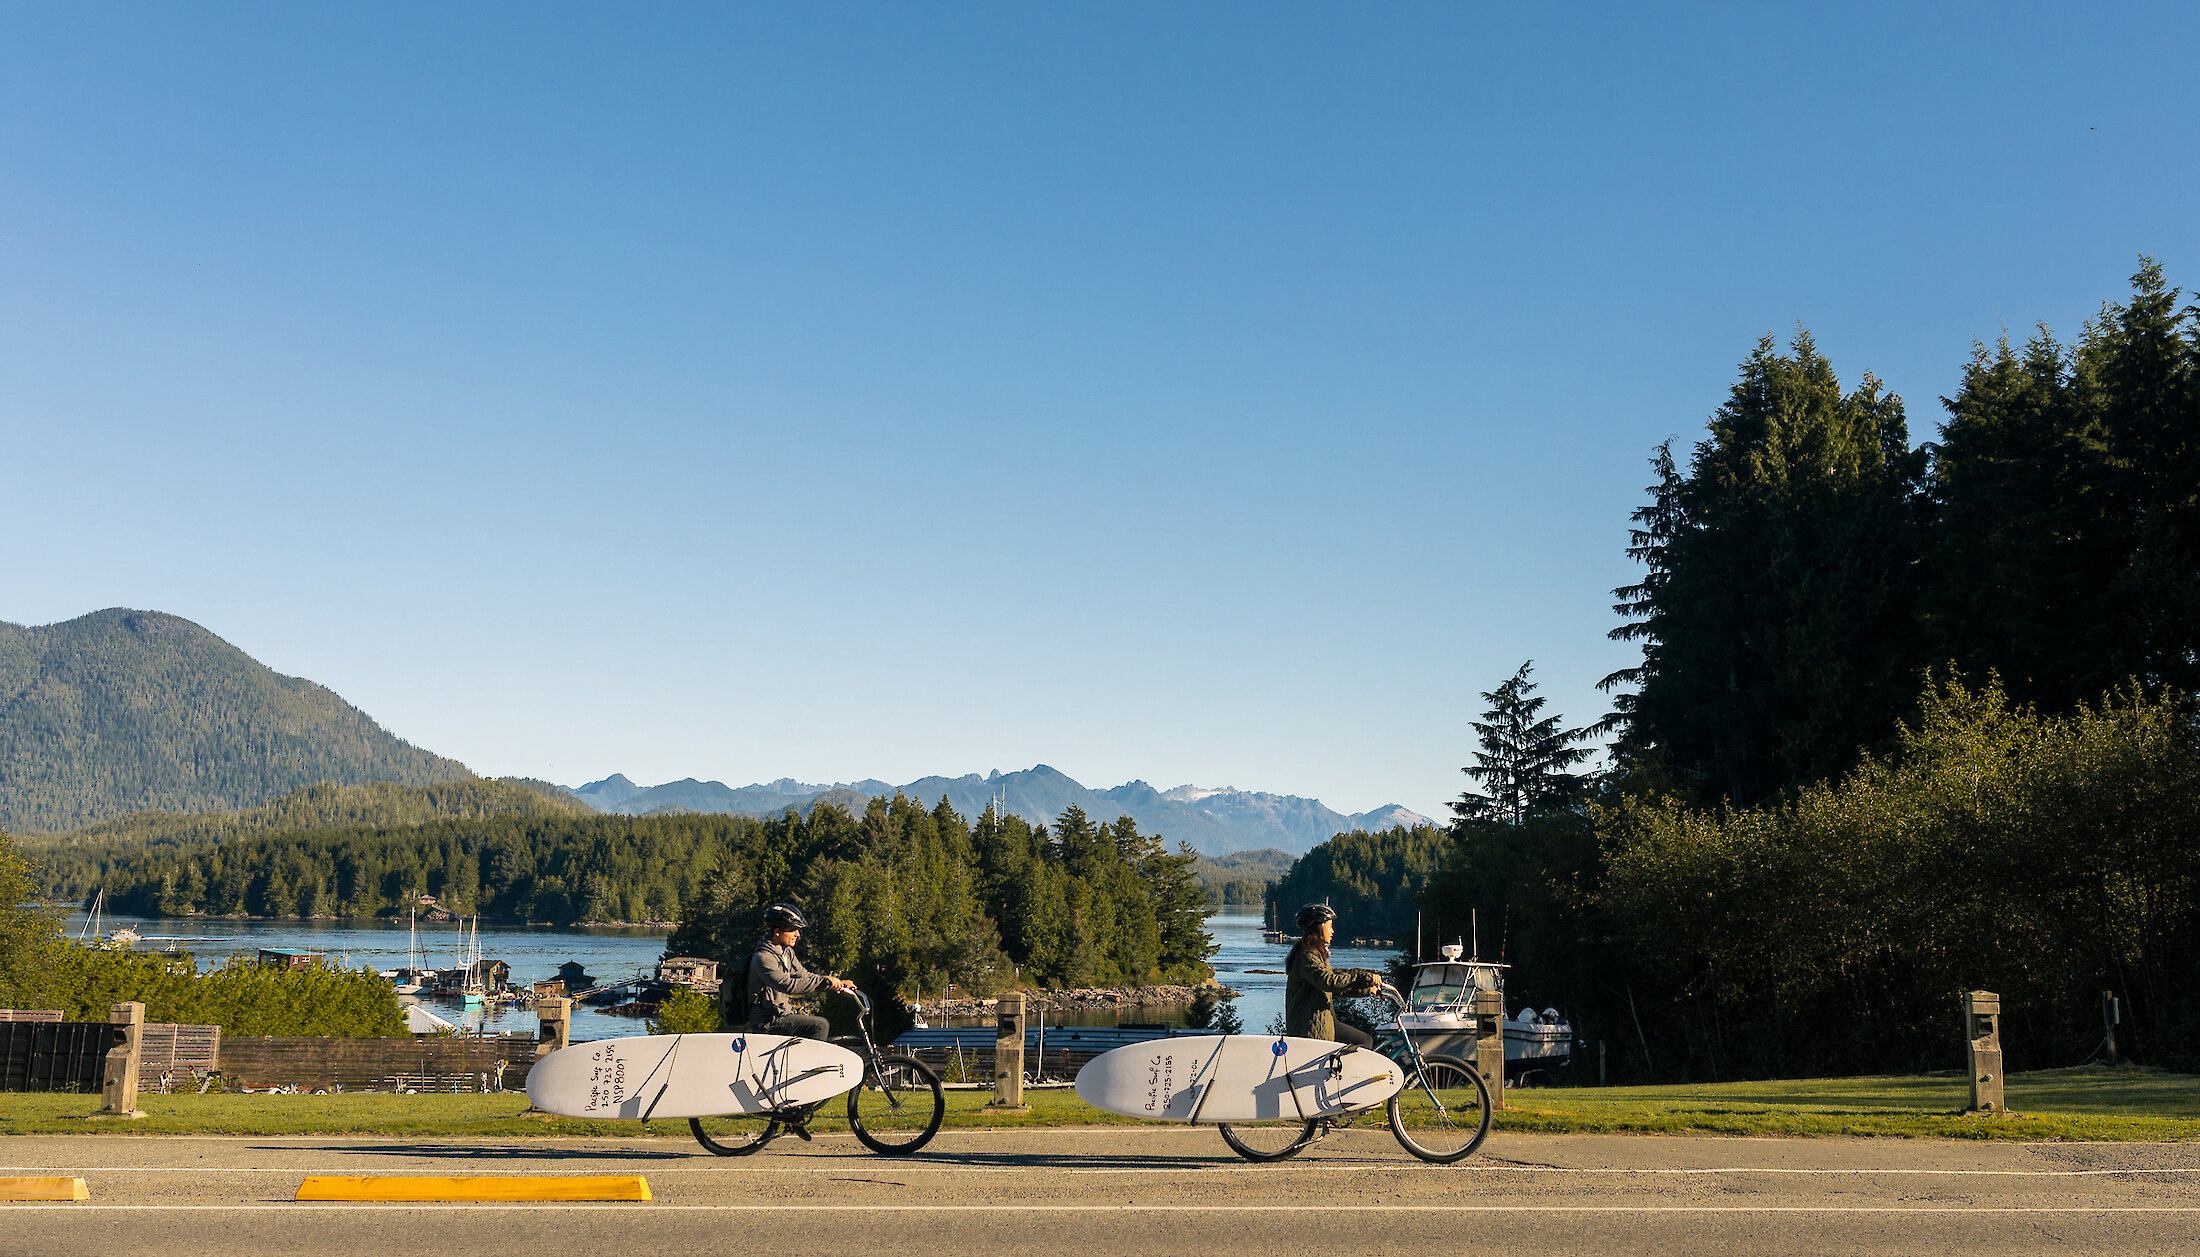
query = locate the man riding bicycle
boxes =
[711,903,859,1142]
[731,903,858,1041]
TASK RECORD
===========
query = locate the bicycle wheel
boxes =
[847,1055,945,1155]
[1216,1118,1322,1163]
[1386,1054,1492,1163]
[690,1112,779,1156]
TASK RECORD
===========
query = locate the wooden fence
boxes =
[0,1021,127,1092]
[140,1024,222,1071]
[217,1034,540,1092]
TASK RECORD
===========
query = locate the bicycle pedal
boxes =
[788,1122,813,1142]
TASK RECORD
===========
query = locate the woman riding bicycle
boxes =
[1284,903,1381,1050]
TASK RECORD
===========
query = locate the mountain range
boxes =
[564,766,1431,856]
[0,607,1432,854]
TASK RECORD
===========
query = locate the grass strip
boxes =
[1,1065,2192,1141]
[1488,1066,2200,1141]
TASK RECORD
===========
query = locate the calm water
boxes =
[61,905,1400,1042]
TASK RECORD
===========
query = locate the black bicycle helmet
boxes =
[763,903,808,932]
[1295,903,1336,931]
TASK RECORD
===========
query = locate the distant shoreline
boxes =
[96,911,676,931]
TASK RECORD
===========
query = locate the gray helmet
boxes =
[1295,903,1336,931]
[763,903,808,932]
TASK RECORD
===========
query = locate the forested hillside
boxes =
[670,797,1213,1020]
[50,791,1214,1001]
[1193,847,1291,906]
[0,609,472,832]
[29,779,594,905]
[1264,825,1448,943]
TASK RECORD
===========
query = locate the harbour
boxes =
[58,906,1404,1043]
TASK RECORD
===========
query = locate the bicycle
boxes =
[1215,981,1492,1164]
[691,990,946,1157]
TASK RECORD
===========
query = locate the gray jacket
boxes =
[746,939,829,1028]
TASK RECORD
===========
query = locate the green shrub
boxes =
[1600,677,2200,1074]
[648,988,719,1035]
[29,948,404,1036]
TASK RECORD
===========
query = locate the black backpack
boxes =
[716,950,758,1030]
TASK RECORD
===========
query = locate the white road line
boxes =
[6,1204,2200,1214]
[6,1164,2195,1177]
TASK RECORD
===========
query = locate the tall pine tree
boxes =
[1452,661,1592,826]
[1929,259,2200,712]
[2081,258,2200,701]
[1604,331,1930,806]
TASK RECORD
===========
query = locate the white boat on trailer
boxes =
[1388,943,1572,1082]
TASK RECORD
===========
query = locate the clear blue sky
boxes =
[5,4,2194,820]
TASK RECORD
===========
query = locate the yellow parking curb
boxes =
[295,1176,652,1202]
[0,1177,90,1202]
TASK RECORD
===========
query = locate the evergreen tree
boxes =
[1927,326,2120,711]
[1452,661,1593,826]
[1929,259,2200,713]
[1604,331,1930,805]
[2079,258,2200,701]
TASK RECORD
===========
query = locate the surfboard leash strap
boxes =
[1285,1048,1312,1124]
[1184,1036,1233,1125]
[639,1034,684,1122]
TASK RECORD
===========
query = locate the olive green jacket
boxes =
[1285,944,1377,1041]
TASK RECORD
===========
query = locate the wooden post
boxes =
[981,993,1028,1113]
[1963,990,2003,1114]
[535,998,571,1057]
[98,1002,146,1118]
[2101,990,2119,1065]
[1598,1040,1607,1087]
[1473,989,1505,1111]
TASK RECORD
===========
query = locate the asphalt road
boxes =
[4,1127,2197,1256]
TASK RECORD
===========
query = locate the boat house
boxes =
[656,957,719,992]
[258,948,321,970]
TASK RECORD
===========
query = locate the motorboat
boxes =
[1390,943,1572,1081]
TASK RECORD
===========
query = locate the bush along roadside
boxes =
[29,947,405,1036]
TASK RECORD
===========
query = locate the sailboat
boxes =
[77,890,141,949]
[391,907,425,996]
[460,916,485,1006]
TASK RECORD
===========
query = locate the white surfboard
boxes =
[526,1033,865,1121]
[1075,1035,1405,1124]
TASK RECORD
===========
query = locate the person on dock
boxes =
[1285,903,1380,1050]
[739,903,856,1043]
